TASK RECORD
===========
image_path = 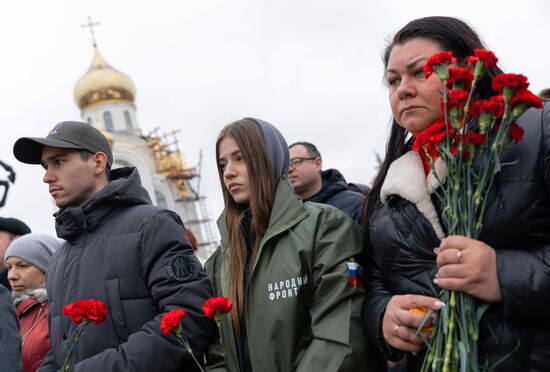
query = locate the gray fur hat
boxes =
[5,233,62,273]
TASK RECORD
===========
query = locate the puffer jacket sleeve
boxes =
[362,196,441,362]
[37,349,56,372]
[0,285,22,372]
[73,211,217,372]
[295,208,374,372]
[362,207,395,359]
[204,250,227,372]
[204,329,227,372]
[495,103,550,322]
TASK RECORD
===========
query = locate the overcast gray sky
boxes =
[1,0,549,236]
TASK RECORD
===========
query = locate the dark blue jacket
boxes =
[307,169,366,225]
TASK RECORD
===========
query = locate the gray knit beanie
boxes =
[4,233,62,273]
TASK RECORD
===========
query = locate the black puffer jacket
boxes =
[363,105,550,372]
[308,169,366,225]
[38,167,216,372]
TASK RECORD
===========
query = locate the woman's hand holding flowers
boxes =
[434,236,503,302]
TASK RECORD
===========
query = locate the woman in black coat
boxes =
[362,16,550,371]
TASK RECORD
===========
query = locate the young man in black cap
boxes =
[0,217,31,290]
[13,121,215,372]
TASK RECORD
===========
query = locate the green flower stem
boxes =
[463,78,479,117]
[442,292,456,372]
[443,84,450,149]
[177,334,206,372]
[61,320,91,372]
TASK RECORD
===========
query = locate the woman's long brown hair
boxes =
[215,118,276,335]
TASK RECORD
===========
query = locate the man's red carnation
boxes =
[447,68,474,90]
[423,51,456,78]
[492,73,529,93]
[202,297,233,319]
[470,99,504,119]
[509,123,525,142]
[160,309,187,336]
[63,299,108,325]
[510,89,543,109]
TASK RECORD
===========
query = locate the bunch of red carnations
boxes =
[413,50,542,372]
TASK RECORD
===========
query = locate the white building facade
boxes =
[73,46,217,259]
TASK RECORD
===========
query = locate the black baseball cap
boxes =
[0,217,31,236]
[13,121,113,168]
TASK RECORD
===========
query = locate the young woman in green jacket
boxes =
[205,118,376,372]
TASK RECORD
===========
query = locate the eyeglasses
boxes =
[289,157,317,168]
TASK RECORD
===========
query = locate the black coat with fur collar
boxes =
[363,104,550,371]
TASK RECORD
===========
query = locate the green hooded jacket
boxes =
[205,178,375,372]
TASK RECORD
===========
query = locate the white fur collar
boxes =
[380,151,447,240]
[13,286,48,307]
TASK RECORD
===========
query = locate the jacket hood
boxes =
[55,167,151,240]
[308,168,348,203]
[246,118,289,187]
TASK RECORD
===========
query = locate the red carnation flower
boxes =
[468,132,487,145]
[423,51,456,78]
[447,68,474,90]
[494,123,525,143]
[467,56,477,66]
[412,118,452,158]
[63,299,108,325]
[159,309,205,371]
[469,49,498,68]
[160,309,187,336]
[509,123,525,142]
[457,131,487,146]
[470,99,504,119]
[510,89,543,109]
[202,297,233,319]
[490,95,504,105]
[442,90,469,111]
[492,73,529,93]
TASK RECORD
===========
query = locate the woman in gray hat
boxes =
[5,233,62,372]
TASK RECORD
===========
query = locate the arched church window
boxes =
[155,190,167,209]
[124,111,133,130]
[103,111,114,132]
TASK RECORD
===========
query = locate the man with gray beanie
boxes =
[12,121,215,372]
[0,216,31,290]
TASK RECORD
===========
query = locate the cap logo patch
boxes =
[48,123,63,135]
[166,252,195,282]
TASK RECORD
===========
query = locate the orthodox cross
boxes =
[81,16,100,47]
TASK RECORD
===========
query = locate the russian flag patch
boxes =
[347,262,363,287]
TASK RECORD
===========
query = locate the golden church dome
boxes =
[74,48,136,110]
